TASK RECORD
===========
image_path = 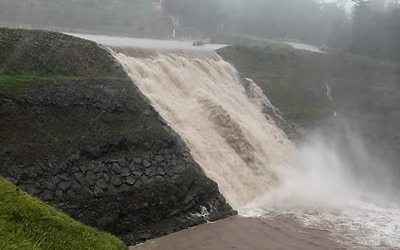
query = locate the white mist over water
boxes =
[111,48,400,249]
[243,127,400,249]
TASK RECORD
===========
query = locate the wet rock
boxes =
[93,186,104,197]
[96,179,108,191]
[82,187,94,197]
[87,162,96,172]
[24,184,40,195]
[110,176,122,187]
[125,176,136,186]
[85,171,96,185]
[74,172,85,185]
[107,185,118,194]
[121,168,131,177]
[43,181,56,191]
[145,168,154,177]
[128,162,136,171]
[42,190,54,201]
[140,175,148,183]
[156,168,165,176]
[96,163,106,172]
[133,180,143,188]
[67,190,76,197]
[52,176,60,185]
[120,184,129,191]
[79,165,88,174]
[111,163,122,174]
[132,158,142,164]
[143,159,151,168]
[165,169,175,177]
[96,173,103,180]
[154,155,164,163]
[118,158,126,167]
[55,189,64,199]
[103,173,110,183]
[167,160,176,166]
[132,171,142,178]
[57,173,69,181]
[154,176,164,182]
[59,181,71,191]
[176,165,186,173]
[70,180,81,192]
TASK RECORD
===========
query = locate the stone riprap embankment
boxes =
[0,28,235,245]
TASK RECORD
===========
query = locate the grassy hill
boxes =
[0,177,127,250]
[218,42,400,127]
[0,27,124,94]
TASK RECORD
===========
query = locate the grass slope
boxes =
[0,27,123,93]
[218,41,399,126]
[218,44,331,125]
[0,178,127,250]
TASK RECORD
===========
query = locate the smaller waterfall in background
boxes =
[324,81,337,116]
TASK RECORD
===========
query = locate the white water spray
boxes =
[242,125,400,249]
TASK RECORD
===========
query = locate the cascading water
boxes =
[111,47,295,209]
[324,80,337,116]
[110,47,400,249]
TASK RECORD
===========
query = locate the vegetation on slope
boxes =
[330,1,400,63]
[0,27,172,165]
[0,27,123,93]
[218,42,400,126]
[218,44,331,125]
[0,177,127,250]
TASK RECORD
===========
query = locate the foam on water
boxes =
[243,199,400,249]
[242,132,400,249]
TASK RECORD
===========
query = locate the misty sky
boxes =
[321,0,355,11]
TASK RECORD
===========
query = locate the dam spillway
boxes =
[111,48,295,210]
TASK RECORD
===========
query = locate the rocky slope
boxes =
[0,27,234,245]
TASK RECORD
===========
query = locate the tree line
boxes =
[333,0,400,62]
[164,0,400,62]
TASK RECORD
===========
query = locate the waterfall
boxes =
[111,48,295,211]
[325,80,337,116]
[109,45,400,249]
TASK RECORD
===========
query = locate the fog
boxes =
[1,0,399,59]
[2,0,399,199]
[2,0,400,248]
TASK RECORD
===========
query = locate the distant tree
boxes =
[344,0,400,61]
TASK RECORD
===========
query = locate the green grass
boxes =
[218,44,332,125]
[218,41,400,126]
[0,74,122,94]
[0,177,127,250]
[0,27,126,94]
[0,75,77,93]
